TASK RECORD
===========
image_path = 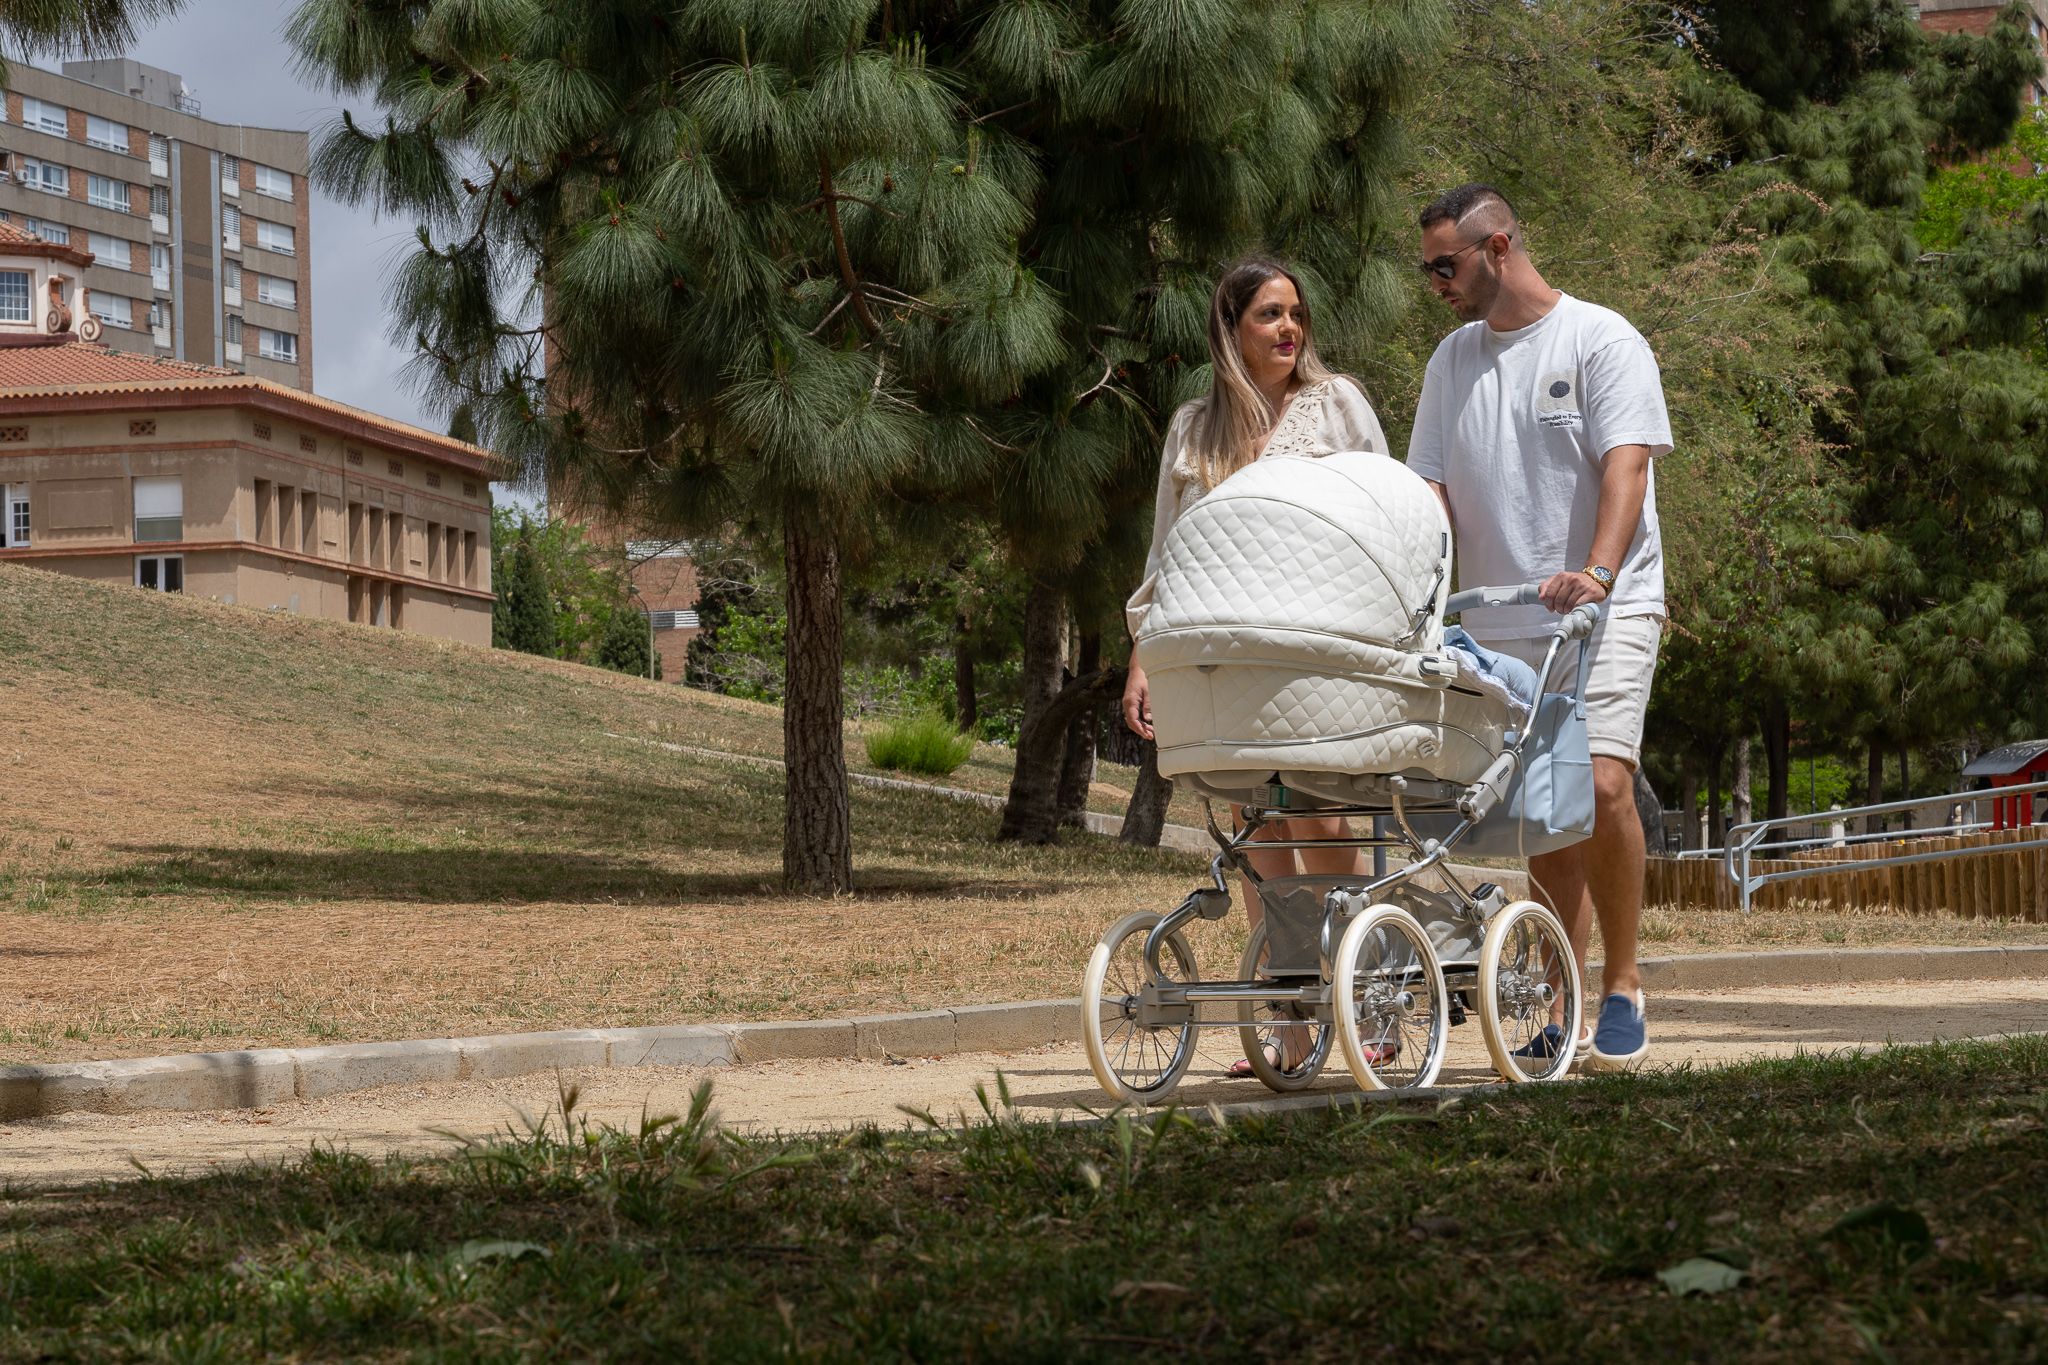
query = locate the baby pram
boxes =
[1087,450,1600,1103]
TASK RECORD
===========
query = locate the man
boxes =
[1406,183,1670,1072]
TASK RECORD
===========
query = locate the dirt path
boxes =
[4,976,2043,1188]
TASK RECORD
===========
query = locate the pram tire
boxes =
[1331,904,1449,1092]
[1479,900,1584,1083]
[1235,923,1332,1092]
[1083,912,1201,1105]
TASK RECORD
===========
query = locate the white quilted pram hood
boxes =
[1130,450,1513,800]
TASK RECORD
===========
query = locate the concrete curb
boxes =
[4,946,2041,1122]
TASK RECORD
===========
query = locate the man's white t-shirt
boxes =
[1407,293,1672,640]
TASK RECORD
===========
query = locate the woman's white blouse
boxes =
[1127,376,1390,636]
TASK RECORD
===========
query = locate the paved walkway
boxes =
[3,975,2042,1187]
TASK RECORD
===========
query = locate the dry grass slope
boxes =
[1,563,2040,1064]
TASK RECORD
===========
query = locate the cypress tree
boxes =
[596,605,654,677]
[500,525,559,658]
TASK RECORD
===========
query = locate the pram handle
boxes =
[1444,584,1604,641]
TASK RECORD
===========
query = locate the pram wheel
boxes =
[1235,923,1331,1092]
[1479,900,1583,1083]
[1331,904,1448,1091]
[1082,912,1200,1105]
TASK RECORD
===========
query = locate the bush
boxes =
[864,711,975,776]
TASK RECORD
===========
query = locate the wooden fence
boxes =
[1644,826,2048,920]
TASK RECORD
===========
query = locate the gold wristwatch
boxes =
[1581,564,1616,592]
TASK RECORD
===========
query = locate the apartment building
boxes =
[0,58,311,390]
[0,224,493,645]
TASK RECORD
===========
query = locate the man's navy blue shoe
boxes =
[1587,992,1648,1073]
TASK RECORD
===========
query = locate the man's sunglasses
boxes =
[1418,234,1495,281]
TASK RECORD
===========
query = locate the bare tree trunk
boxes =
[952,612,977,733]
[1866,742,1885,836]
[1000,667,1127,843]
[782,517,850,894]
[1633,768,1666,854]
[998,580,1068,840]
[1119,738,1175,847]
[1055,633,1102,828]
[1731,734,1753,831]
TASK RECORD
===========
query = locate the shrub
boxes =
[864,711,975,776]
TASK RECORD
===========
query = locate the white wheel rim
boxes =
[1479,900,1582,1083]
[1235,922,1331,1092]
[1331,905,1447,1092]
[1082,912,1198,1104]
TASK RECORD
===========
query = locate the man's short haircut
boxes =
[1418,183,1518,235]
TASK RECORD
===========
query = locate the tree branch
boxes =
[819,156,881,340]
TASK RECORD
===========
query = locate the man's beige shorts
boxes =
[1482,613,1664,770]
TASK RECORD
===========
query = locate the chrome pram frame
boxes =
[1083,585,1602,1105]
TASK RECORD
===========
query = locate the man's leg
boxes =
[1584,755,1646,1000]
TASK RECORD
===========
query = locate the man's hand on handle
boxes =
[1122,664,1154,741]
[1539,570,1609,614]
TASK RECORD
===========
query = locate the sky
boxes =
[45,0,539,507]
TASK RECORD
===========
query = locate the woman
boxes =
[1121,257,1391,1076]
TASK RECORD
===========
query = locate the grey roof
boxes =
[1962,740,2048,778]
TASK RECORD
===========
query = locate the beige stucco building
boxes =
[0,222,495,645]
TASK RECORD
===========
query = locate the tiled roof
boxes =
[0,218,94,264]
[0,342,499,474]
[0,221,41,247]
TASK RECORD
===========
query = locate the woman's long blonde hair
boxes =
[1188,257,1335,491]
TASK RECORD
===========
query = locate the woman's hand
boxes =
[1122,664,1154,740]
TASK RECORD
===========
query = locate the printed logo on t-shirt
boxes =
[1535,370,1581,429]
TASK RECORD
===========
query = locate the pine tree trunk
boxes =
[1732,735,1753,831]
[1000,667,1127,843]
[782,517,851,894]
[1763,695,1791,841]
[1119,738,1175,846]
[1898,745,1913,829]
[1707,741,1726,850]
[1866,742,1885,836]
[1679,759,1699,853]
[998,579,1068,841]
[1055,633,1102,828]
[952,612,977,732]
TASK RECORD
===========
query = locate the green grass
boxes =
[864,710,977,775]
[3,1037,2045,1359]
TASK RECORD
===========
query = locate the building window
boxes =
[21,98,68,137]
[133,475,182,542]
[91,295,134,330]
[255,274,295,308]
[136,554,183,592]
[88,232,132,270]
[222,260,241,295]
[87,174,127,211]
[0,270,28,324]
[22,159,68,196]
[222,154,240,182]
[225,314,244,345]
[253,164,293,200]
[256,220,295,255]
[5,486,28,547]
[258,328,296,362]
[151,241,170,286]
[149,184,170,217]
[149,134,170,170]
[86,116,128,153]
[24,218,69,246]
[649,610,701,631]
[222,204,241,249]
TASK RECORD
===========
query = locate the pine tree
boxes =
[290,0,1449,883]
[1,0,181,81]
[1671,1,2046,817]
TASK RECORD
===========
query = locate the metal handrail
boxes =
[1674,818,1994,860]
[1721,777,2048,912]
